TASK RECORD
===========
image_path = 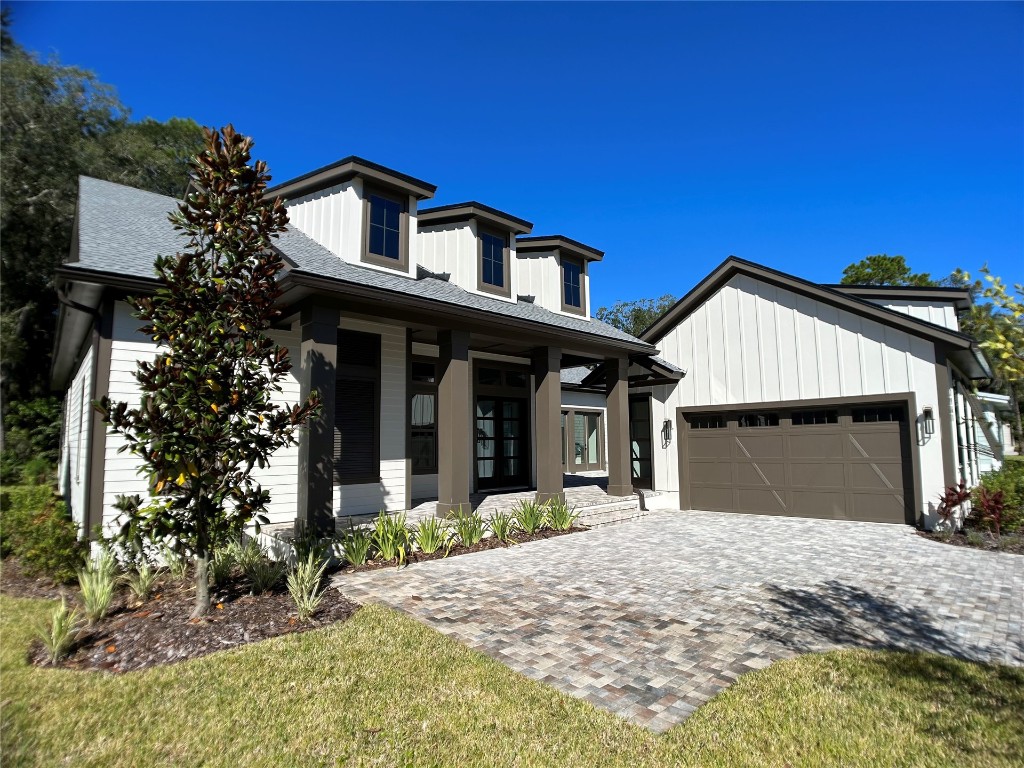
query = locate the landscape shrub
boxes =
[511,499,545,535]
[208,546,236,587]
[487,510,518,544]
[371,511,412,565]
[78,556,116,625]
[0,397,61,486]
[123,563,159,602]
[244,558,287,594]
[971,461,1024,533]
[337,523,373,566]
[0,486,86,583]
[413,517,452,555]
[450,507,486,547]
[543,498,580,531]
[287,551,327,621]
[35,597,82,664]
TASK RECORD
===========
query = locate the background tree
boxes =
[99,126,321,618]
[839,254,935,286]
[596,294,677,337]
[0,14,203,463]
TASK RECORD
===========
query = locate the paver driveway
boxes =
[335,510,1024,732]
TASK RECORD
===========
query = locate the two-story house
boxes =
[52,157,663,538]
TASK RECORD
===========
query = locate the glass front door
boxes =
[572,411,602,472]
[476,397,529,489]
[629,396,653,489]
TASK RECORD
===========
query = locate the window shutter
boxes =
[334,330,381,483]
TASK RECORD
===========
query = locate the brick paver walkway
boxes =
[335,510,1024,732]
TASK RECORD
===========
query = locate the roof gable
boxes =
[641,257,977,350]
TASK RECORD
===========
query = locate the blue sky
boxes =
[9,1,1023,309]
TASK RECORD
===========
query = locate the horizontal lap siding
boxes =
[103,301,304,532]
[645,275,943,520]
[333,318,407,517]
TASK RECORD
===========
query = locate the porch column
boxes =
[606,355,633,497]
[437,329,471,516]
[296,303,340,534]
[533,346,565,505]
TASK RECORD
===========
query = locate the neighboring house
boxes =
[630,258,1003,528]
[53,159,661,538]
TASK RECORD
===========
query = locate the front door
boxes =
[572,411,602,472]
[476,397,529,489]
[629,395,653,489]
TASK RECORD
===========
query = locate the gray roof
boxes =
[560,366,594,386]
[69,177,649,349]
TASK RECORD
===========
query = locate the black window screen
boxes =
[335,330,380,483]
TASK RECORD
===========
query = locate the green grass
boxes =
[1,595,1021,767]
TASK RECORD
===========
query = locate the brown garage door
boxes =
[680,403,913,524]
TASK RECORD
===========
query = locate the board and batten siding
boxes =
[642,273,946,522]
[58,341,95,534]
[515,250,592,320]
[871,300,960,332]
[285,179,420,279]
[101,301,304,532]
[333,318,408,518]
[417,223,518,303]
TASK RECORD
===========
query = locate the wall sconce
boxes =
[922,407,935,436]
[662,419,673,446]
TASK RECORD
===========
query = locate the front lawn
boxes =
[1,595,1021,767]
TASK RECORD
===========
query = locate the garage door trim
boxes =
[677,392,922,525]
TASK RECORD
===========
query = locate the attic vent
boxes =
[416,265,450,282]
[517,294,536,304]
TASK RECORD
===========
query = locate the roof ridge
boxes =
[79,175,183,205]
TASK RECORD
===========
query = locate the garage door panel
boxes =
[790,462,846,488]
[689,461,733,485]
[688,435,732,459]
[734,434,784,458]
[691,486,734,511]
[791,491,846,519]
[681,402,912,524]
[735,461,786,486]
[790,433,845,458]
[737,488,788,514]
[848,462,905,491]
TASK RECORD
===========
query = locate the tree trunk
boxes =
[191,550,210,618]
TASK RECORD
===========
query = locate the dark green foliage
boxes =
[0,397,61,485]
[595,294,677,337]
[970,461,1024,534]
[98,126,321,617]
[0,22,203,407]
[840,255,935,287]
[0,486,85,583]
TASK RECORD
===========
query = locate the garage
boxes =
[678,400,916,524]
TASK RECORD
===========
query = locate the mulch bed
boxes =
[337,525,585,574]
[916,530,1024,555]
[1,556,76,600]
[22,568,358,674]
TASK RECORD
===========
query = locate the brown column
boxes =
[296,303,340,534]
[436,329,471,516]
[606,356,633,497]
[533,346,564,505]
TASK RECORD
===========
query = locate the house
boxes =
[629,258,1004,528]
[53,158,662,539]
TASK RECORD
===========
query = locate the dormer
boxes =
[267,157,436,278]
[417,202,532,302]
[515,236,604,319]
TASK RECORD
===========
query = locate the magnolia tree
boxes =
[100,125,321,617]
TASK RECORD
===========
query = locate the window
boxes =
[410,359,437,475]
[561,257,584,314]
[852,406,904,423]
[363,189,406,269]
[738,412,779,428]
[335,330,380,483]
[688,414,725,430]
[478,230,509,296]
[792,409,838,425]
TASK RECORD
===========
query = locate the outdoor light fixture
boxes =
[662,418,673,445]
[923,407,935,436]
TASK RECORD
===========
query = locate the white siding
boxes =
[101,301,304,532]
[515,249,592,319]
[285,180,420,279]
[417,222,518,303]
[59,341,95,534]
[871,300,960,331]
[645,274,946,523]
[333,318,408,518]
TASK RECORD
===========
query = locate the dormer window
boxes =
[478,229,511,297]
[363,187,408,270]
[561,256,585,315]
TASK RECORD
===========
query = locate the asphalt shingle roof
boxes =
[71,177,649,348]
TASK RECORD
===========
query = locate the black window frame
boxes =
[362,185,409,271]
[560,255,586,315]
[477,228,511,298]
[737,412,780,428]
[335,330,381,485]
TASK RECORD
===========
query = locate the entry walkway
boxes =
[336,510,1024,732]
